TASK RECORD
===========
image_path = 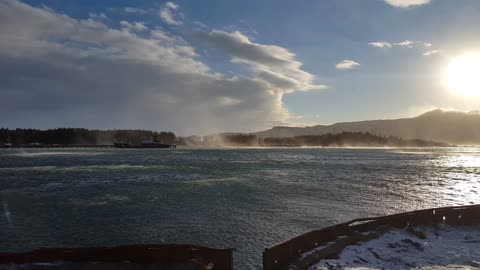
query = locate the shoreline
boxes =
[0,145,468,149]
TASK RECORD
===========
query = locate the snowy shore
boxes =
[309,224,480,270]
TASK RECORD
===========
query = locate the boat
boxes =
[114,136,176,148]
[113,142,175,148]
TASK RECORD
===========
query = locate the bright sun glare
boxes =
[446,54,480,97]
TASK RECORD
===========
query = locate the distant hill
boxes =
[256,110,480,145]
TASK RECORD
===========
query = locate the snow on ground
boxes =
[309,224,480,270]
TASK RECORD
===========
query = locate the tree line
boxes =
[0,128,176,145]
[261,132,449,147]
[190,132,449,147]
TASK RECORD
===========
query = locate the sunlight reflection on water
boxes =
[0,147,479,269]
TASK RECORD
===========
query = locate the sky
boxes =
[1,0,480,135]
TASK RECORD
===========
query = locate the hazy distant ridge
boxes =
[256,110,480,145]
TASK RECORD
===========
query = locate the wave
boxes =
[0,164,168,172]
[230,160,258,164]
[171,151,192,154]
[389,151,436,155]
[69,194,130,207]
[60,164,162,171]
[0,166,58,171]
[5,151,104,157]
[390,149,480,155]
[184,177,243,185]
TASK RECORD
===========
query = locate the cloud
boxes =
[194,21,208,29]
[0,0,320,134]
[335,60,360,70]
[393,40,414,47]
[150,29,176,42]
[164,2,179,10]
[120,21,148,32]
[216,96,243,106]
[423,50,440,56]
[89,12,107,20]
[369,42,392,48]
[384,0,432,8]
[393,40,432,48]
[199,30,326,92]
[370,40,434,50]
[159,2,182,26]
[124,7,148,14]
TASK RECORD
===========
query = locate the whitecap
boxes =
[0,166,57,172]
[0,164,168,172]
[5,151,104,157]
[69,194,130,207]
[184,177,242,185]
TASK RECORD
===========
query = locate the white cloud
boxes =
[124,7,148,14]
[216,96,243,106]
[89,12,107,20]
[369,42,392,48]
[0,0,320,134]
[393,40,414,47]
[199,30,326,92]
[159,2,182,26]
[393,40,432,48]
[423,50,440,56]
[164,2,179,10]
[384,0,432,8]
[120,21,148,32]
[150,29,175,42]
[335,60,360,70]
[370,40,435,52]
[194,21,208,29]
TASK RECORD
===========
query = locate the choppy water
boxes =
[0,147,479,269]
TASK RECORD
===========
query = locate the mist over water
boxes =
[0,147,479,269]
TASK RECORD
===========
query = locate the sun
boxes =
[446,54,480,97]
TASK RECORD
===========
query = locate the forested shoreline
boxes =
[0,128,176,146]
[187,132,450,147]
[0,129,449,148]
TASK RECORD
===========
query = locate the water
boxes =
[0,147,479,269]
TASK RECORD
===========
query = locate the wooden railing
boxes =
[1,205,478,270]
[0,244,233,270]
[263,204,480,270]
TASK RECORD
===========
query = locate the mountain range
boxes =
[255,110,480,145]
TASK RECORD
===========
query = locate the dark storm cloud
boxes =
[0,0,324,134]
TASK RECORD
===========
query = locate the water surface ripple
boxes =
[0,148,479,269]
